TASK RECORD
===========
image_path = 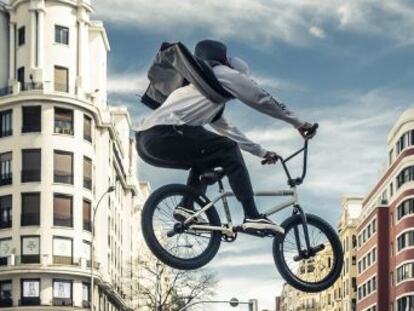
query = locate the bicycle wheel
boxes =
[273,213,343,292]
[141,184,222,270]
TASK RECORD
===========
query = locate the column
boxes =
[37,10,44,68]
[30,10,36,69]
[8,22,15,81]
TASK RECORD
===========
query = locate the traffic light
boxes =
[248,299,258,311]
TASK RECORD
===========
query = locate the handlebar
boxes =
[265,123,318,187]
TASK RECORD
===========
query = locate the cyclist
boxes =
[136,40,316,233]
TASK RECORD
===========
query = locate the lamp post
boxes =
[90,186,115,311]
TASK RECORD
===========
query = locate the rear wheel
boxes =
[141,184,222,270]
[273,213,343,292]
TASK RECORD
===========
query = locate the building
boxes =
[356,108,414,311]
[0,0,148,310]
[278,196,362,311]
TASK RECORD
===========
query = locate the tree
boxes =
[124,252,218,311]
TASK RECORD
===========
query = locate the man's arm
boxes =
[214,66,305,128]
[210,116,268,158]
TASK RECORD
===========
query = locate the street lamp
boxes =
[178,298,257,311]
[90,186,115,311]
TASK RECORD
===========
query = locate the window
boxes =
[21,236,40,264]
[18,26,25,46]
[397,262,414,283]
[54,108,73,134]
[53,194,72,227]
[83,199,91,231]
[398,295,414,311]
[0,152,12,186]
[54,66,69,92]
[53,151,73,184]
[17,67,24,86]
[55,25,69,45]
[21,193,40,226]
[52,279,72,306]
[22,106,41,133]
[20,279,40,306]
[0,195,12,229]
[397,198,414,220]
[83,115,92,142]
[398,231,414,251]
[21,149,41,182]
[83,157,92,190]
[0,110,12,137]
[397,166,414,189]
[0,280,12,307]
[0,238,12,266]
[53,236,73,265]
[82,283,90,307]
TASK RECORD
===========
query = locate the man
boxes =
[136,40,316,233]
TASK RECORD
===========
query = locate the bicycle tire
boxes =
[141,184,222,270]
[273,213,343,292]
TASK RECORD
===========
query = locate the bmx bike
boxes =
[141,124,343,292]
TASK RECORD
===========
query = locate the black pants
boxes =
[136,125,257,217]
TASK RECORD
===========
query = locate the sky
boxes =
[91,1,414,310]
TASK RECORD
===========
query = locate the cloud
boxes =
[309,26,326,39]
[107,71,148,94]
[94,0,414,46]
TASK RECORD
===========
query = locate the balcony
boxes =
[21,213,40,226]
[0,173,12,186]
[84,177,92,190]
[0,298,13,307]
[21,254,41,264]
[21,169,41,183]
[54,125,74,135]
[0,86,12,97]
[0,219,12,229]
[19,297,41,306]
[53,255,73,265]
[21,82,43,92]
[54,83,68,93]
[52,298,73,306]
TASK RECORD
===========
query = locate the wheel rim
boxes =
[280,220,338,285]
[151,193,215,261]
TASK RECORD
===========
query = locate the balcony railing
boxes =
[0,129,12,137]
[52,298,73,306]
[0,173,12,186]
[0,256,7,266]
[21,254,41,264]
[0,298,13,307]
[54,173,73,184]
[54,83,69,93]
[19,297,41,306]
[84,178,92,190]
[0,218,12,229]
[21,170,41,183]
[53,255,73,265]
[0,86,12,97]
[82,300,91,308]
[83,220,92,232]
[54,217,73,227]
[21,82,43,91]
[21,213,40,226]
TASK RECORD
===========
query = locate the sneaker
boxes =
[242,216,285,234]
[173,207,205,224]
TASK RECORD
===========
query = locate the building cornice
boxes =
[387,108,414,144]
[7,0,94,13]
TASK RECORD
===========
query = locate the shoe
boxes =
[242,216,285,234]
[173,207,205,224]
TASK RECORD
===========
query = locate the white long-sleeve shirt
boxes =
[135,64,304,158]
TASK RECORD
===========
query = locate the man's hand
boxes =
[298,122,318,139]
[261,151,279,165]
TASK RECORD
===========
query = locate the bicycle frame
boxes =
[184,140,311,242]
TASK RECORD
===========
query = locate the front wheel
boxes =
[141,184,222,270]
[273,213,343,293]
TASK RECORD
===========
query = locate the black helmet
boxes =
[194,39,229,65]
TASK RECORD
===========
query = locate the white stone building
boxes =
[0,0,148,310]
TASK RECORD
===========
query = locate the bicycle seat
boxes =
[200,167,225,185]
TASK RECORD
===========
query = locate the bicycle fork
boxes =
[292,205,324,261]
